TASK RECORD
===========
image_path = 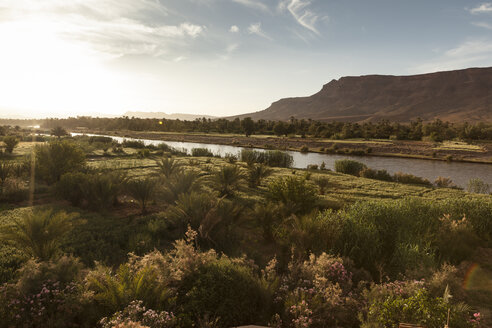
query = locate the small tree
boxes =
[127,177,158,214]
[50,126,68,138]
[210,165,245,197]
[247,163,273,187]
[241,117,255,137]
[467,178,490,194]
[1,209,76,261]
[3,136,19,154]
[35,140,86,184]
[155,157,182,179]
[314,176,330,195]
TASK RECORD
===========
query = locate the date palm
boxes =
[247,163,273,188]
[155,157,182,179]
[127,177,158,214]
[1,208,76,261]
[210,165,245,197]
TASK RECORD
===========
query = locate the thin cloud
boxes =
[279,0,320,35]
[472,21,492,29]
[0,0,205,58]
[247,22,272,40]
[230,25,239,33]
[469,3,492,14]
[410,39,492,73]
[232,0,269,12]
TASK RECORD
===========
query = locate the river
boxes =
[72,133,492,188]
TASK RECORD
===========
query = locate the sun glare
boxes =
[0,19,124,116]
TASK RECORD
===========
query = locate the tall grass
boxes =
[240,149,293,168]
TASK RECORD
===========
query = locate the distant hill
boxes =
[124,111,216,120]
[234,67,492,122]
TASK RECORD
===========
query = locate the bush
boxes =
[35,140,86,184]
[176,258,270,327]
[209,165,245,197]
[267,177,318,215]
[122,140,146,148]
[83,172,128,210]
[240,149,293,168]
[89,136,113,144]
[136,148,151,158]
[191,148,214,157]
[300,145,309,153]
[2,136,19,154]
[247,164,273,188]
[56,172,88,206]
[393,172,432,186]
[155,157,183,179]
[359,168,393,182]
[314,177,330,195]
[467,178,490,194]
[126,178,158,214]
[334,159,366,176]
[434,176,455,188]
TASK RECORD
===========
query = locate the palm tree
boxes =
[155,157,182,179]
[314,176,330,195]
[209,165,245,197]
[161,170,202,203]
[50,126,68,138]
[1,208,76,261]
[247,163,273,188]
[0,161,13,192]
[126,177,158,214]
[3,136,19,154]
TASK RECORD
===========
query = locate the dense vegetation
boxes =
[0,132,491,328]
[2,116,492,141]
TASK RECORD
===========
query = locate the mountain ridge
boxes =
[233,67,492,122]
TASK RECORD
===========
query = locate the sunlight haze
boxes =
[0,0,492,118]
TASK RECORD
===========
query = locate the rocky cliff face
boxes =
[237,67,492,122]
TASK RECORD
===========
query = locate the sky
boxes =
[0,0,492,118]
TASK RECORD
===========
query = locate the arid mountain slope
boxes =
[236,67,492,122]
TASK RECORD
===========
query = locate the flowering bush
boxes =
[100,300,176,328]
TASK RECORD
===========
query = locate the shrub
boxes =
[160,170,202,204]
[0,161,13,192]
[267,177,318,215]
[56,172,88,206]
[209,165,245,197]
[247,163,273,187]
[0,208,76,261]
[2,136,19,153]
[300,145,309,153]
[467,178,490,194]
[100,301,176,328]
[0,177,29,203]
[393,172,432,186]
[359,168,393,182]
[35,140,86,184]
[314,177,330,195]
[122,140,146,148]
[434,176,455,188]
[191,148,214,157]
[89,136,113,144]
[240,149,293,168]
[334,159,366,176]
[137,148,151,158]
[176,258,270,327]
[155,157,183,179]
[224,153,238,163]
[83,172,128,210]
[126,178,158,214]
[307,164,318,170]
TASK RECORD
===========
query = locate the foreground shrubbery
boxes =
[241,149,294,168]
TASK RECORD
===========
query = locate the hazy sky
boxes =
[0,0,492,118]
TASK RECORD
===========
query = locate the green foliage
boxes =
[35,140,86,184]
[2,136,19,153]
[191,148,214,157]
[1,208,76,261]
[314,176,330,195]
[240,149,293,168]
[241,117,255,137]
[434,176,455,188]
[165,191,215,232]
[359,167,393,182]
[50,126,68,138]
[127,177,158,214]
[83,171,128,210]
[86,262,168,314]
[267,177,318,215]
[334,159,367,176]
[247,163,273,188]
[160,169,202,204]
[210,165,245,197]
[56,172,88,206]
[176,258,270,327]
[122,140,146,148]
[155,157,183,179]
[393,172,432,186]
[467,178,490,194]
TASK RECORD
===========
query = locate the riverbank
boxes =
[71,129,492,164]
